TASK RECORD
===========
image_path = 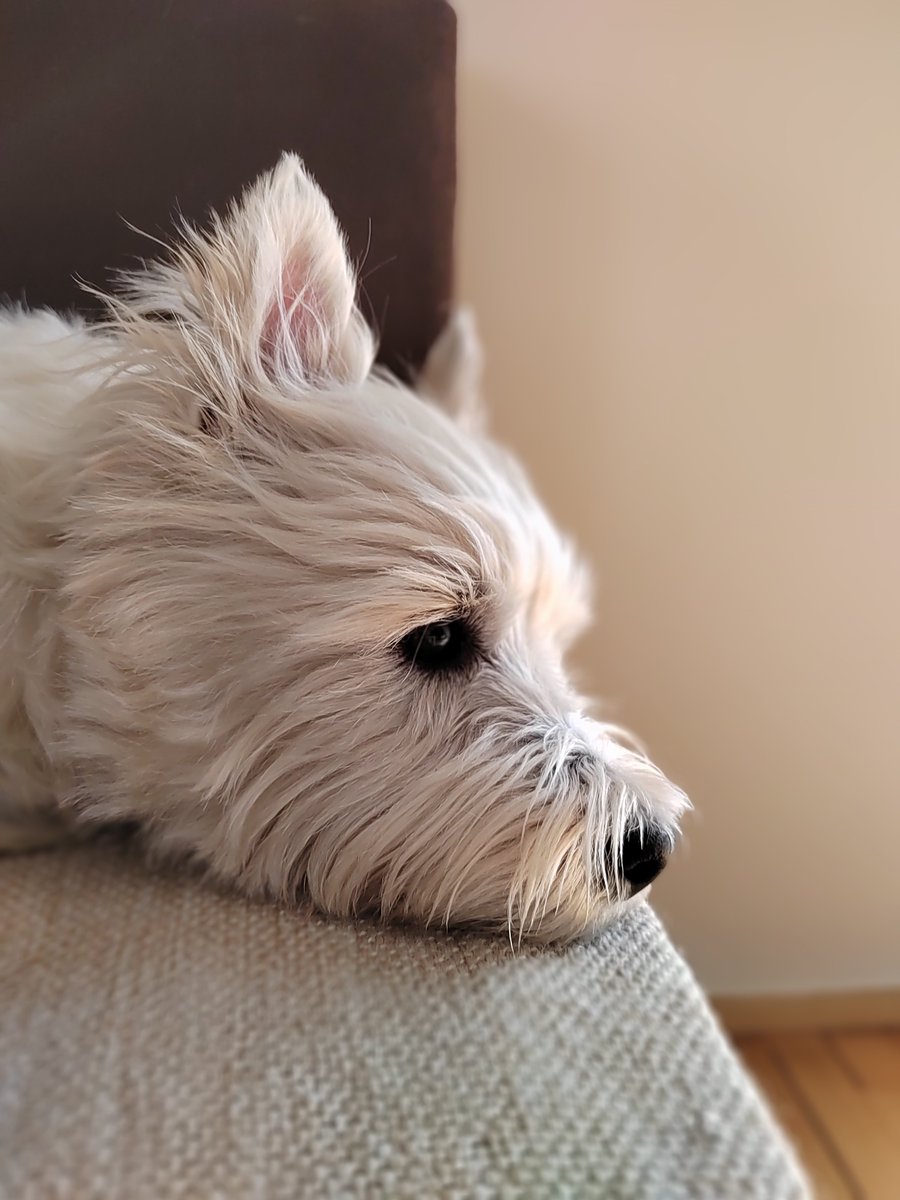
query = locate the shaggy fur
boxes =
[0,155,688,941]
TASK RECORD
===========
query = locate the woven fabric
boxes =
[1,840,807,1199]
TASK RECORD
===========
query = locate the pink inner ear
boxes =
[260,258,323,372]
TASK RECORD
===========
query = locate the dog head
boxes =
[65,155,689,942]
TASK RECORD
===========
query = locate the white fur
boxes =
[0,155,688,942]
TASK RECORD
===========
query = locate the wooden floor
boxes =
[735,1029,900,1199]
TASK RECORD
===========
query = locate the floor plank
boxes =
[830,1032,900,1151]
[831,1031,900,1090]
[736,1036,858,1200]
[771,1032,900,1199]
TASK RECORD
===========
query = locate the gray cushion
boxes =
[1,839,808,1198]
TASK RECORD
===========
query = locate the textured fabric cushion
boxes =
[2,840,808,1199]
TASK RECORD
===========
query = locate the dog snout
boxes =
[620,826,670,894]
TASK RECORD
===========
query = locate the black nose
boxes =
[621,827,669,893]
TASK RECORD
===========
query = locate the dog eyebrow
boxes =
[457,580,495,621]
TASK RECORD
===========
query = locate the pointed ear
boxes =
[419,309,486,433]
[121,154,375,397]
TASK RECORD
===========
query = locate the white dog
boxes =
[0,155,688,942]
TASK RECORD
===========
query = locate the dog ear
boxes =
[419,309,486,433]
[119,154,375,408]
[238,153,375,386]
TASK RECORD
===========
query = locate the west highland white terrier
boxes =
[0,155,688,942]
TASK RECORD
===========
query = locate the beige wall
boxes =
[454,0,900,994]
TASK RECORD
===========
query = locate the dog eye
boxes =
[398,618,477,673]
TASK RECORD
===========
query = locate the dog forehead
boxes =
[251,375,588,631]
[283,375,515,504]
[361,382,553,526]
[341,379,589,623]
